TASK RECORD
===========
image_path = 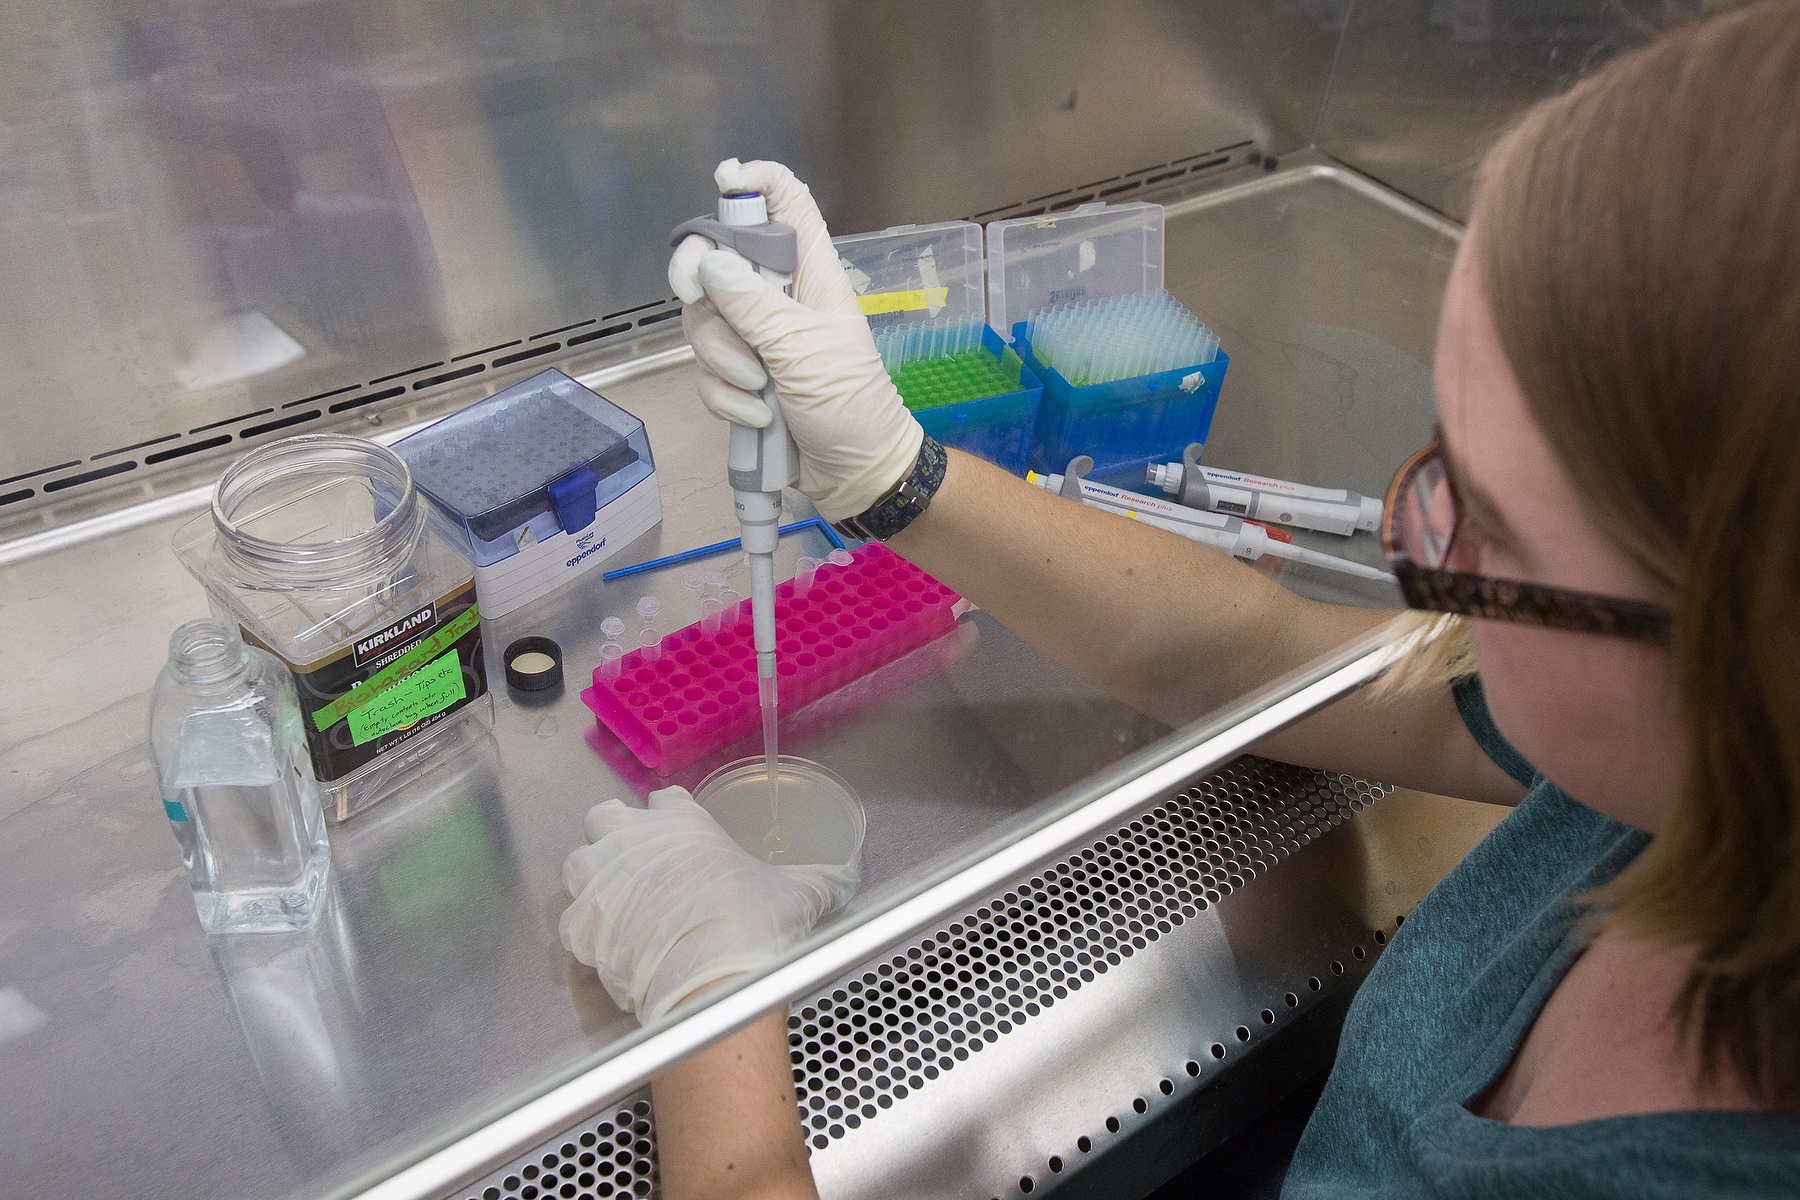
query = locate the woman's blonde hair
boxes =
[1472,0,1800,1109]
[1368,612,1471,700]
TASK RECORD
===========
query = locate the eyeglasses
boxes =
[1381,439,1673,644]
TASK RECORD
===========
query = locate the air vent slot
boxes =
[10,297,683,516]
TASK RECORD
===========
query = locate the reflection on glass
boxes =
[208,729,525,1170]
[209,880,373,1163]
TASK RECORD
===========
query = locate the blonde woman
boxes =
[559,4,1800,1194]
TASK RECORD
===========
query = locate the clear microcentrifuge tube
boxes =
[703,570,726,601]
[599,642,625,679]
[795,556,821,595]
[700,597,723,635]
[636,594,662,630]
[719,587,743,620]
[601,616,625,642]
[682,570,705,613]
[827,548,853,569]
[638,627,663,662]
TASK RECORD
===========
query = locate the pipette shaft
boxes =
[1029,470,1396,583]
[1146,461,1383,537]
[706,194,800,781]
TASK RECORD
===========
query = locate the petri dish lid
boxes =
[392,369,644,543]
[832,220,985,331]
[695,755,865,870]
[985,201,1165,337]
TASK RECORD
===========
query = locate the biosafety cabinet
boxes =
[0,4,1660,1198]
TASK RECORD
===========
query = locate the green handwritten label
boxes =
[312,604,481,732]
[346,651,466,746]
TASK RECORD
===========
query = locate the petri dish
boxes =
[695,755,865,871]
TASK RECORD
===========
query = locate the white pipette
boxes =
[1146,443,1382,537]
[1028,462,1397,584]
[671,191,801,853]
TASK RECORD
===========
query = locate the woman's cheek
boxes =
[1468,619,1563,764]
[1464,618,1681,829]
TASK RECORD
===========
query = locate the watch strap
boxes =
[831,435,947,543]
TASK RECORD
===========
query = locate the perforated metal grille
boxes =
[965,138,1260,221]
[785,756,1386,1149]
[460,1098,657,1200]
[456,754,1385,1199]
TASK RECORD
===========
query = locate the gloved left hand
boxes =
[559,786,858,1023]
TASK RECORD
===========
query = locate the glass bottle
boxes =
[150,618,331,934]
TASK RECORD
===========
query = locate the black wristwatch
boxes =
[831,435,947,543]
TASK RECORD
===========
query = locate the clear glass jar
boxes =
[150,618,331,933]
[174,435,492,822]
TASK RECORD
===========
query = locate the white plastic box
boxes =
[392,369,661,619]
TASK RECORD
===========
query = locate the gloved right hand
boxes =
[668,158,924,524]
[559,786,858,1023]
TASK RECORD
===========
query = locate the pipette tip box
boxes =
[392,369,660,620]
[1016,332,1228,480]
[986,202,1229,481]
[580,544,960,774]
[834,221,1043,476]
[907,325,1043,475]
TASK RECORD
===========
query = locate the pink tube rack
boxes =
[580,544,961,774]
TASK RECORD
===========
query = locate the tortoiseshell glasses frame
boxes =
[1380,439,1673,644]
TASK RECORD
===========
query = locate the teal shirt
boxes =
[1283,677,1800,1198]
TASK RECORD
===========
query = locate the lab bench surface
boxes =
[0,155,1488,1200]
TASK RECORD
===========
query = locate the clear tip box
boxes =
[835,219,985,330]
[834,221,1043,475]
[393,369,661,619]
[986,202,1228,480]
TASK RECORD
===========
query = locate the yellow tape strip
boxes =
[858,287,950,316]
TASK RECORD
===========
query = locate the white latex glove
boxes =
[559,786,858,1023]
[669,158,924,523]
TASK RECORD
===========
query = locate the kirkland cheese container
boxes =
[174,435,492,822]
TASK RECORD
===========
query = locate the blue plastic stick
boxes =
[600,516,845,582]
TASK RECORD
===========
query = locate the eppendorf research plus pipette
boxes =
[1146,443,1383,537]
[670,189,800,851]
[1029,458,1397,583]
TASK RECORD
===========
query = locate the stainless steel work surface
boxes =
[0,161,1458,1200]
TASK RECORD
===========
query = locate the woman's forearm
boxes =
[890,450,1524,804]
[891,449,1380,726]
[652,1010,818,1200]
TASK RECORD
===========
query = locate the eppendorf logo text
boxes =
[352,603,435,667]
